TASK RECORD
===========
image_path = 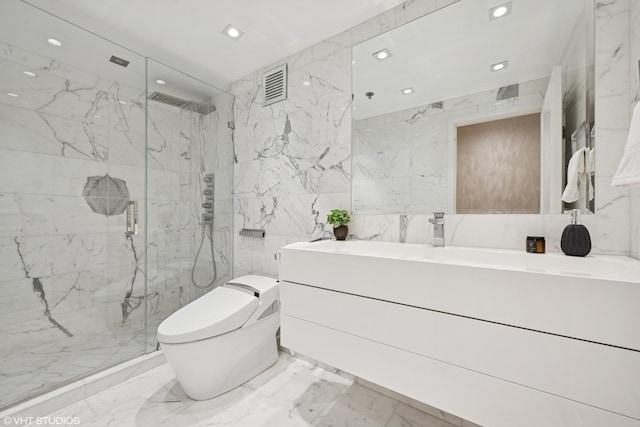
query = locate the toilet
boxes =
[157,275,280,400]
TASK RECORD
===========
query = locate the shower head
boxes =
[147,91,215,115]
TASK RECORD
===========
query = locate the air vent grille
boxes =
[262,64,287,106]
[109,55,130,68]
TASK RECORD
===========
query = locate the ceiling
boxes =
[353,0,588,120]
[18,0,406,91]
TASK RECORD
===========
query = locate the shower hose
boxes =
[191,224,218,289]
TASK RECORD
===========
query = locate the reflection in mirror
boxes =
[457,112,541,214]
[352,0,595,215]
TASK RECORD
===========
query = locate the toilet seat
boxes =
[157,287,259,344]
[157,275,279,400]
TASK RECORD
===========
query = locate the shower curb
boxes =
[0,351,167,420]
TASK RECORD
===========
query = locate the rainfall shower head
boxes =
[147,91,216,115]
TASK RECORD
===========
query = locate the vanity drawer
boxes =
[280,280,640,421]
[282,315,640,427]
[280,248,640,351]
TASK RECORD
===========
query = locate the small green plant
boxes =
[326,209,351,228]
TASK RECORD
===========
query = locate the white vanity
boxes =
[279,240,640,427]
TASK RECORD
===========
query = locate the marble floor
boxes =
[30,352,477,427]
[1,332,146,410]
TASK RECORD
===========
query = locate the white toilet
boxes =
[157,275,280,400]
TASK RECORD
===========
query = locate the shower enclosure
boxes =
[0,0,234,410]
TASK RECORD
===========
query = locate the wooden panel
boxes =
[457,113,541,214]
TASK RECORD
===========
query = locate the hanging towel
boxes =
[586,147,595,201]
[612,102,640,188]
[562,147,586,203]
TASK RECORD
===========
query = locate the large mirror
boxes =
[352,0,595,215]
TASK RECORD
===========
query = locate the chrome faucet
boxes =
[428,212,445,247]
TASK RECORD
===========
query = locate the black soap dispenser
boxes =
[561,209,591,257]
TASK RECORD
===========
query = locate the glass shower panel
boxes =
[145,60,234,352]
[0,0,147,409]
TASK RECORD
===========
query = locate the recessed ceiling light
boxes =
[47,38,62,47]
[118,100,127,105]
[156,79,166,85]
[7,92,19,97]
[489,2,512,20]
[494,6,507,17]
[302,81,311,87]
[401,87,415,95]
[373,49,391,61]
[23,71,37,77]
[223,24,244,40]
[490,60,509,71]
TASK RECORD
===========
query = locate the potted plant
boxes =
[326,209,351,241]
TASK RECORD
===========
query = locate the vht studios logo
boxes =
[3,416,80,425]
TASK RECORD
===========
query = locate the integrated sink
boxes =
[287,240,640,283]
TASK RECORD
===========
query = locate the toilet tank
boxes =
[224,275,279,327]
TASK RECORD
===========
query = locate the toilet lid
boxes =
[157,287,259,344]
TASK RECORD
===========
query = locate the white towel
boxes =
[612,102,640,188]
[562,147,586,203]
[586,147,595,201]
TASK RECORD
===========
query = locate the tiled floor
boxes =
[1,332,145,409]
[33,352,469,427]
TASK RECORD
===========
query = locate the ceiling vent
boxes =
[262,64,287,106]
[147,91,215,115]
[109,55,130,68]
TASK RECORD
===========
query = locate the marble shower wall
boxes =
[144,89,234,350]
[630,0,640,259]
[0,42,143,350]
[0,43,147,408]
[0,42,233,408]
[232,0,634,274]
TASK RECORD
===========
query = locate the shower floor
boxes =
[0,332,146,410]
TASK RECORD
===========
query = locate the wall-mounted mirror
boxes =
[352,0,595,215]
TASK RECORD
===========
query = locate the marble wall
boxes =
[352,78,547,214]
[0,42,233,408]
[144,89,234,348]
[231,0,634,274]
[231,0,458,277]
